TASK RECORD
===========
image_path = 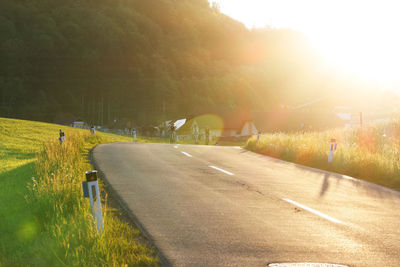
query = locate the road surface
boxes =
[92,143,400,267]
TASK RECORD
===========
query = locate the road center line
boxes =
[209,165,234,176]
[282,198,345,225]
[174,145,179,149]
[181,151,193,158]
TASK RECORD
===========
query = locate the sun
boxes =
[217,0,400,90]
[303,0,400,87]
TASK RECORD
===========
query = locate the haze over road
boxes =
[93,143,400,267]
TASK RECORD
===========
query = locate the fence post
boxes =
[82,170,103,233]
[328,138,337,163]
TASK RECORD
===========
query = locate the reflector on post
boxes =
[328,138,337,163]
[84,170,103,232]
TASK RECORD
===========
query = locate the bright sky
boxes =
[215,0,400,91]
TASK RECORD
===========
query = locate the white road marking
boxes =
[269,264,348,267]
[282,198,346,225]
[174,145,179,149]
[181,151,193,158]
[209,165,234,176]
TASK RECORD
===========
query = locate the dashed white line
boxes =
[174,145,179,149]
[181,151,193,158]
[209,165,234,176]
[282,198,346,225]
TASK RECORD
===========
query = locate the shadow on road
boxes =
[319,173,330,197]
[239,148,400,200]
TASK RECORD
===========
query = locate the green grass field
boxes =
[246,119,400,191]
[0,117,158,266]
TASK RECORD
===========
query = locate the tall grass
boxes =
[246,119,400,190]
[0,117,157,266]
[29,132,157,266]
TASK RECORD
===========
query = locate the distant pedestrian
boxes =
[257,131,261,142]
[59,129,66,144]
[131,128,137,142]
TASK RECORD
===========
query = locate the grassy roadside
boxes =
[0,117,158,266]
[245,119,400,191]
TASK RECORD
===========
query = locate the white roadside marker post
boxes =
[328,138,337,163]
[59,129,65,144]
[82,170,103,233]
[90,125,96,136]
[132,129,137,142]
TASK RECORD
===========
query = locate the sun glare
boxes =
[217,0,400,90]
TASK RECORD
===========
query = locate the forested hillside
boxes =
[0,0,363,125]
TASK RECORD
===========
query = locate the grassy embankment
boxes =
[0,117,158,266]
[246,119,400,191]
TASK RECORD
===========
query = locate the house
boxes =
[177,114,223,141]
[173,118,187,131]
[219,110,258,140]
[159,118,187,137]
[177,109,258,141]
[72,120,86,128]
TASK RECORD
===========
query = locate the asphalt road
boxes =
[93,142,400,267]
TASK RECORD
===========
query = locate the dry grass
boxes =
[246,119,400,191]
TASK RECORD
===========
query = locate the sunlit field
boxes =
[246,119,400,191]
[0,117,157,266]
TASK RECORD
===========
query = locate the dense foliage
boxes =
[0,0,354,125]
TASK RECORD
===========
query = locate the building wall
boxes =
[179,119,259,139]
[72,122,85,128]
[179,128,222,141]
[240,122,258,136]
